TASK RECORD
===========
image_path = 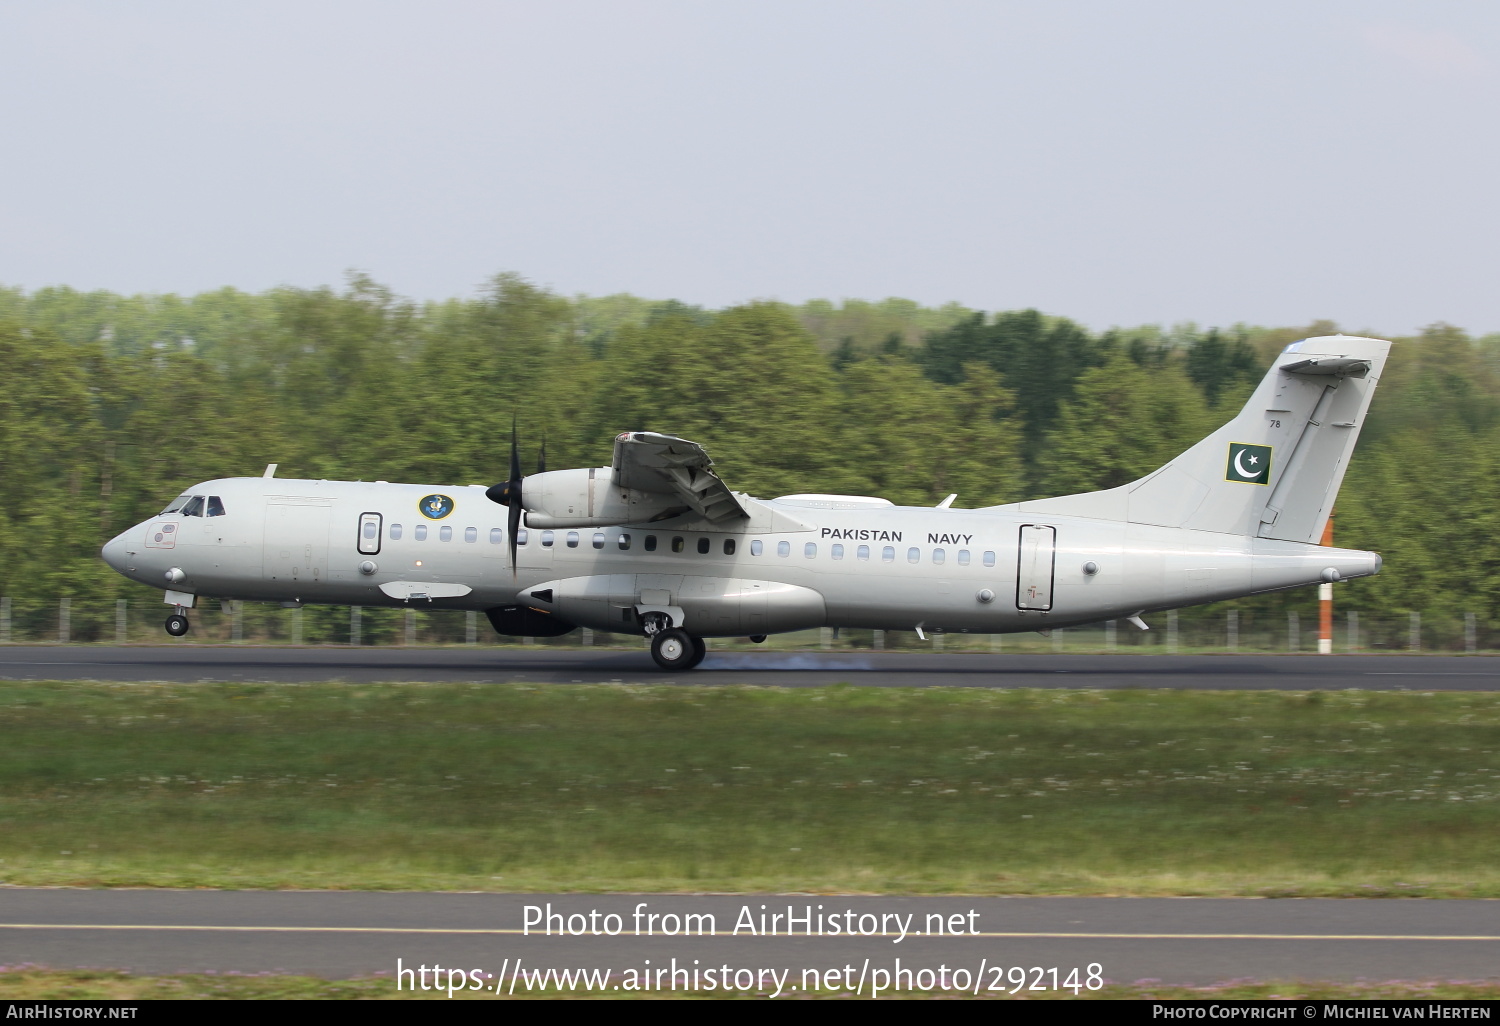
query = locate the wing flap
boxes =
[612,432,748,522]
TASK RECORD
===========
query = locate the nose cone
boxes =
[101,531,131,573]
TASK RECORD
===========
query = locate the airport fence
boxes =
[0,594,1493,654]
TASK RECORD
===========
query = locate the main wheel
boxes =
[164,614,190,637]
[651,628,701,672]
[688,634,707,669]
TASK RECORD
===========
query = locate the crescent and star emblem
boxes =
[1226,443,1272,485]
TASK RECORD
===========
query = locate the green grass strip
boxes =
[1,682,1498,895]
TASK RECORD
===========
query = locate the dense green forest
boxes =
[1,273,1496,647]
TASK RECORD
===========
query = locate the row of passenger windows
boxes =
[382,522,995,566]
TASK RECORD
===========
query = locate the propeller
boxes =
[537,432,547,475]
[484,417,526,575]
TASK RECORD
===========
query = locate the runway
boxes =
[2,645,1500,689]
[2,890,1496,987]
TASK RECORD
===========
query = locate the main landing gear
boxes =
[650,627,706,672]
[164,613,190,637]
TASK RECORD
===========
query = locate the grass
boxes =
[1,968,1498,1000]
[0,682,1498,894]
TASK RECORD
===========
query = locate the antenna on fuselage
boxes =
[263,464,278,479]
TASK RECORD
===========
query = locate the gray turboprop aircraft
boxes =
[101,335,1388,671]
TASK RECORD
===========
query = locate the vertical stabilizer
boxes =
[1125,335,1389,540]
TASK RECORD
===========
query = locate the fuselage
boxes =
[101,475,1380,637]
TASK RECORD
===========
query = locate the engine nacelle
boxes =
[523,467,685,528]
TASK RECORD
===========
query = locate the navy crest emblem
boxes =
[419,494,455,519]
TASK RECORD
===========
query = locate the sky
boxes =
[1,0,1497,335]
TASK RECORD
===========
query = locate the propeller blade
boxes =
[482,415,528,578]
[508,501,522,577]
[537,433,547,475]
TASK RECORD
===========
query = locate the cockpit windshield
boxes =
[161,493,192,514]
[206,496,226,517]
[181,496,206,517]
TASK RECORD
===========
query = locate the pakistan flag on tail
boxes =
[1226,443,1272,485]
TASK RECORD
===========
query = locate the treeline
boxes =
[1,274,1496,644]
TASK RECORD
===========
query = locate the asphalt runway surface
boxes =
[2,891,1497,986]
[2,645,1500,689]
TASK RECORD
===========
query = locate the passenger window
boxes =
[857,544,870,561]
[750,539,763,556]
[517,529,529,545]
[206,496,226,517]
[804,542,817,558]
[645,535,657,551]
[907,547,920,563]
[697,537,710,554]
[619,533,631,550]
[983,550,996,567]
[463,527,476,543]
[777,540,790,557]
[933,548,945,565]
[882,546,895,562]
[831,543,844,560]
[672,536,685,553]
[181,496,205,517]
[391,523,403,540]
[958,549,971,566]
[566,531,579,548]
[440,525,452,542]
[489,527,503,545]
[723,538,736,555]
[593,532,605,549]
[415,524,428,541]
[542,530,555,547]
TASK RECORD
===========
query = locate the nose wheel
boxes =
[164,614,190,637]
[650,628,706,671]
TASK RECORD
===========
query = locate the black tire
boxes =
[688,634,707,669]
[651,628,699,672]
[164,614,190,637]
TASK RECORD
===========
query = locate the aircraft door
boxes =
[357,513,382,555]
[1016,524,1056,611]
[263,500,332,586]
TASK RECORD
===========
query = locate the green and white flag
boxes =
[1225,442,1272,485]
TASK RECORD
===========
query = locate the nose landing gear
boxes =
[650,627,706,672]
[164,610,190,637]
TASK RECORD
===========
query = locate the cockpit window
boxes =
[206,496,226,517]
[180,496,205,517]
[161,493,192,514]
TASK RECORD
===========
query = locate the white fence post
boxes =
[1105,620,1117,652]
[405,608,416,647]
[873,630,885,651]
[581,627,593,647]
[467,611,478,646]
[59,597,71,644]
[1167,609,1178,654]
[820,627,833,650]
[989,633,1000,652]
[116,599,128,645]
[1409,611,1421,652]
[350,606,362,647]
[1227,609,1238,653]
[290,607,303,646]
[0,596,9,644]
[1465,612,1477,654]
[231,601,243,644]
[1347,610,1358,652]
[1288,611,1299,652]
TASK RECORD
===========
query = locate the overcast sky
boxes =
[1,1,1497,334]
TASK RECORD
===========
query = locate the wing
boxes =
[611,432,748,522]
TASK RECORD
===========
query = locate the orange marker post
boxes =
[1318,511,1334,654]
